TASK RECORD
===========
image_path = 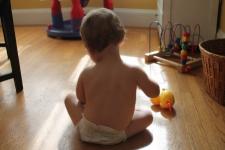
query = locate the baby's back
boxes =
[82,62,138,131]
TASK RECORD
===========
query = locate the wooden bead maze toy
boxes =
[145,21,202,73]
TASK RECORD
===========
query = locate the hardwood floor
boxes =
[0,26,225,150]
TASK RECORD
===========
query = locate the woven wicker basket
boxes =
[199,39,225,106]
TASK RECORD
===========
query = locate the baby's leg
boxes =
[64,93,83,125]
[125,109,153,138]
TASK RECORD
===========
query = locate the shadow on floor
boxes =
[58,124,153,150]
[151,105,176,119]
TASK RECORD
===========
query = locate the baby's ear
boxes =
[119,40,125,47]
[84,43,91,51]
[85,45,96,56]
[88,50,99,62]
[119,33,125,44]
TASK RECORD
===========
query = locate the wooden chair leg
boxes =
[0,0,23,92]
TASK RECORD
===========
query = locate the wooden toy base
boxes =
[145,51,202,73]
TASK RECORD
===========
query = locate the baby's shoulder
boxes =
[80,66,94,78]
[120,64,145,81]
[123,64,144,75]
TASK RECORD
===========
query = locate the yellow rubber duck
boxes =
[151,89,175,111]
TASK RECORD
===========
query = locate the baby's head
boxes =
[80,8,125,53]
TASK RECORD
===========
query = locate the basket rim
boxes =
[199,39,225,59]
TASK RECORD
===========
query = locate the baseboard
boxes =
[12,7,157,27]
[217,29,225,39]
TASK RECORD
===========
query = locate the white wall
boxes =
[157,0,220,40]
[12,7,157,27]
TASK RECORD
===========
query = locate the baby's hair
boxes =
[80,8,125,53]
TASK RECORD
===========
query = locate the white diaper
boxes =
[77,116,127,145]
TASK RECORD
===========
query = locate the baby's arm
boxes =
[76,70,86,107]
[65,70,87,125]
[134,67,160,98]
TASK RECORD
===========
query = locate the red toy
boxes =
[48,0,114,38]
[104,0,113,9]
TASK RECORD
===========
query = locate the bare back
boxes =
[80,60,137,130]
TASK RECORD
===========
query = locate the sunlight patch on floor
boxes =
[0,44,31,69]
[31,102,70,150]
[148,124,168,150]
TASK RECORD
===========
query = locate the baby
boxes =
[65,8,160,145]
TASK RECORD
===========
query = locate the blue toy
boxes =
[47,0,113,39]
